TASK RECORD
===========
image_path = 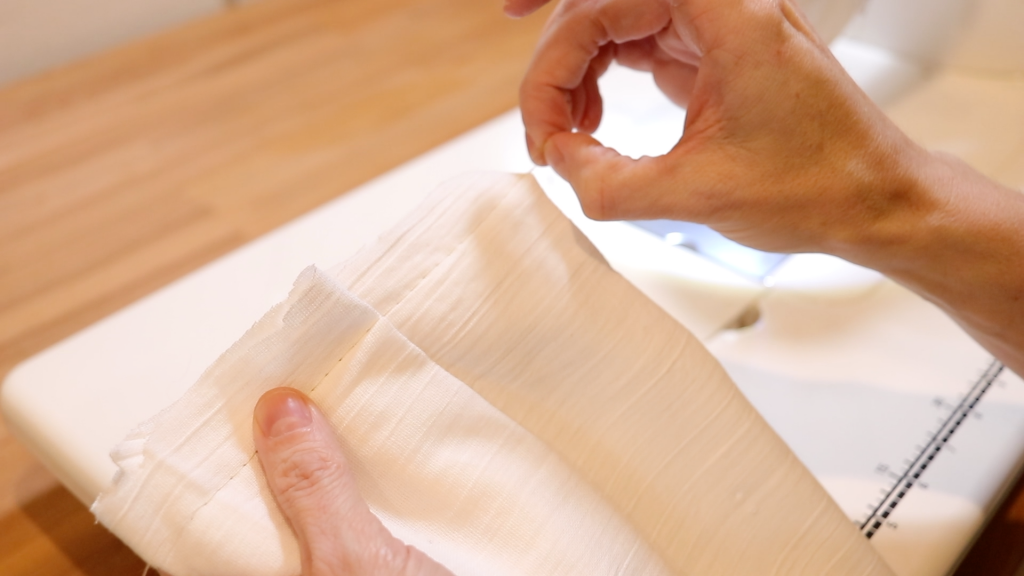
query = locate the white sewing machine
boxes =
[3,1,1023,574]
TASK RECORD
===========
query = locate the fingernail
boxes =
[255,388,312,438]
[525,133,542,165]
[543,139,563,167]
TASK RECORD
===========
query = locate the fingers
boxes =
[570,44,618,134]
[520,0,672,164]
[653,21,702,67]
[545,132,673,220]
[545,130,738,224]
[568,64,599,133]
[650,59,699,108]
[503,0,551,18]
[253,388,453,576]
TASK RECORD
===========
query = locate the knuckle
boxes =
[576,169,615,221]
[578,196,608,221]
[317,536,417,576]
[559,0,591,13]
[366,542,415,575]
[272,441,341,506]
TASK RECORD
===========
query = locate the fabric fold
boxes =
[94,172,893,576]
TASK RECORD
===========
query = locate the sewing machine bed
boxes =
[5,43,1024,576]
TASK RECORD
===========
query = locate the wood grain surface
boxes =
[0,0,549,572]
[0,0,1019,574]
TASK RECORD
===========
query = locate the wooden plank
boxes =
[2,0,1021,573]
[0,0,549,573]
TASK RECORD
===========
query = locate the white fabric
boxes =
[93,172,893,576]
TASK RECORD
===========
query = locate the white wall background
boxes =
[0,0,234,87]
[1,0,1020,89]
[843,0,1024,73]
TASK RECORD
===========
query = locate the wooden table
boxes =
[0,0,1019,573]
[0,0,548,572]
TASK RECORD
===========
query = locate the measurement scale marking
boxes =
[859,359,1005,538]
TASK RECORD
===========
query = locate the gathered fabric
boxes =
[93,172,892,576]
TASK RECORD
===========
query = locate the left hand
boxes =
[251,388,455,576]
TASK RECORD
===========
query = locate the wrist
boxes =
[860,151,1022,286]
[822,136,943,274]
[843,149,1024,367]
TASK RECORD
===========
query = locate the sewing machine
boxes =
[3,0,1023,574]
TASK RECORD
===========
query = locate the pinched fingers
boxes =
[544,132,683,220]
[503,0,553,18]
[520,0,673,164]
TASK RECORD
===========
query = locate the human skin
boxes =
[161,388,455,576]
[250,388,455,576]
[166,2,1023,574]
[511,0,1024,377]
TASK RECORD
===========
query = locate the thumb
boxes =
[253,387,453,576]
[544,132,689,222]
[503,0,550,18]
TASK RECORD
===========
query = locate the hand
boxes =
[251,388,455,576]
[513,0,1024,375]
[503,0,552,17]
[517,0,935,259]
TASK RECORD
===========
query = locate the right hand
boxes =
[515,0,936,261]
[512,0,1024,377]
